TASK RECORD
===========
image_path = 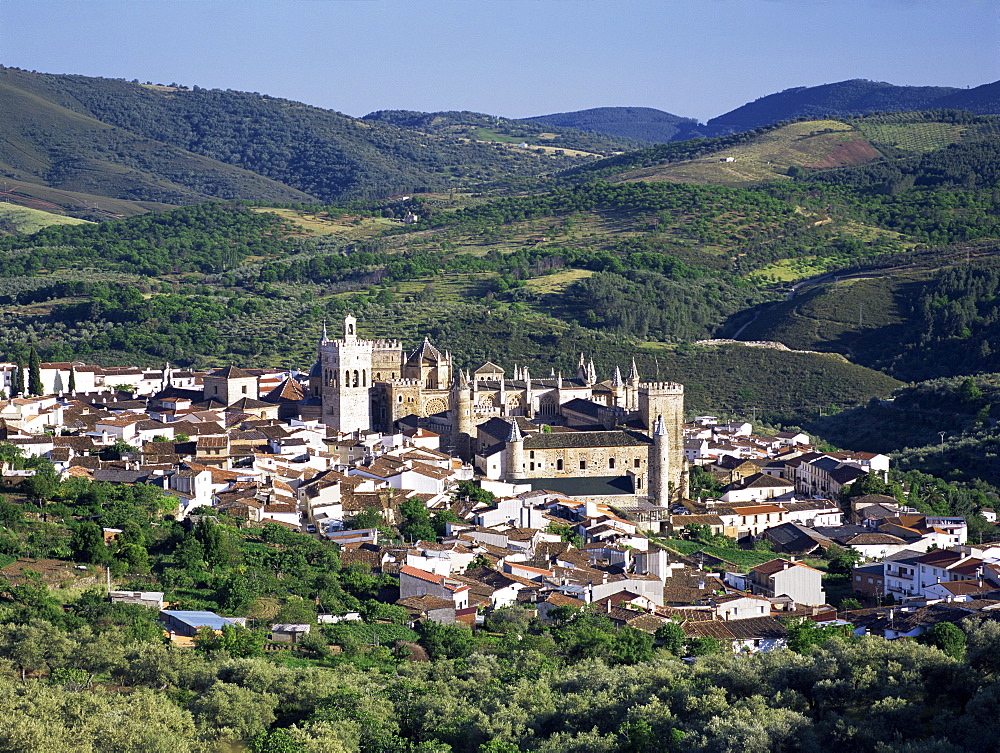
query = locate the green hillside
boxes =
[704,79,963,135]
[362,109,643,155]
[0,68,600,204]
[804,374,1000,486]
[521,106,702,143]
[0,73,320,208]
[562,112,1000,190]
[730,236,1000,382]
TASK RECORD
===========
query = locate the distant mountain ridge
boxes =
[520,106,702,144]
[705,79,963,134]
[524,79,1000,144]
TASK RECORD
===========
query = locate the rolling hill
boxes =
[558,111,1000,189]
[521,107,702,144]
[704,79,964,135]
[0,68,602,207]
[0,71,320,209]
[362,109,642,155]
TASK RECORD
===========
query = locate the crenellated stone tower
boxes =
[639,382,687,501]
[319,315,374,433]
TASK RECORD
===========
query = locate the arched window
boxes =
[353,370,359,388]
[344,370,349,387]
[375,373,382,381]
[362,370,367,387]
[348,323,354,335]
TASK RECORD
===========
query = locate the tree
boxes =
[193,624,266,658]
[613,627,655,665]
[99,439,137,461]
[351,506,385,530]
[785,618,853,653]
[455,480,497,505]
[71,521,110,565]
[432,508,461,537]
[417,621,475,660]
[959,377,983,406]
[68,366,76,393]
[827,545,863,575]
[546,522,583,548]
[189,680,277,741]
[10,362,23,397]
[919,621,966,659]
[655,621,687,655]
[250,729,307,753]
[0,496,24,528]
[27,344,42,396]
[194,518,228,567]
[686,636,722,656]
[399,498,436,543]
[24,462,59,505]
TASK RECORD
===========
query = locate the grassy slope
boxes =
[0,203,91,234]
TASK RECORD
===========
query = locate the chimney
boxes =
[606,599,611,614]
[697,580,705,590]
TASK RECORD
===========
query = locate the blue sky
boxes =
[2,1,997,121]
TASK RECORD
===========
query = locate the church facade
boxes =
[311,316,687,504]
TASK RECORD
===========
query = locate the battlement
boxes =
[319,338,370,349]
[387,378,421,387]
[638,382,684,393]
[372,340,402,350]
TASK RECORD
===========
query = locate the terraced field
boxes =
[855,121,967,153]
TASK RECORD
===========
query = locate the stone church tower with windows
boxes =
[315,315,687,503]
[316,316,453,435]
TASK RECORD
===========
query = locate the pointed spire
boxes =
[550,367,556,378]
[654,414,667,436]
[320,320,329,344]
[523,366,531,388]
[587,358,597,385]
[556,371,563,389]
[506,419,523,443]
[628,357,639,382]
[612,365,623,388]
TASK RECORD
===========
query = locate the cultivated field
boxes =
[612,120,880,187]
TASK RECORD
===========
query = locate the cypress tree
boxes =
[11,362,23,396]
[27,345,42,396]
[68,366,76,393]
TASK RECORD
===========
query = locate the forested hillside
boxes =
[522,106,702,143]
[362,109,643,154]
[704,79,963,135]
[805,373,1000,487]
[0,68,598,205]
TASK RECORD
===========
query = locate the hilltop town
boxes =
[2,316,998,656]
